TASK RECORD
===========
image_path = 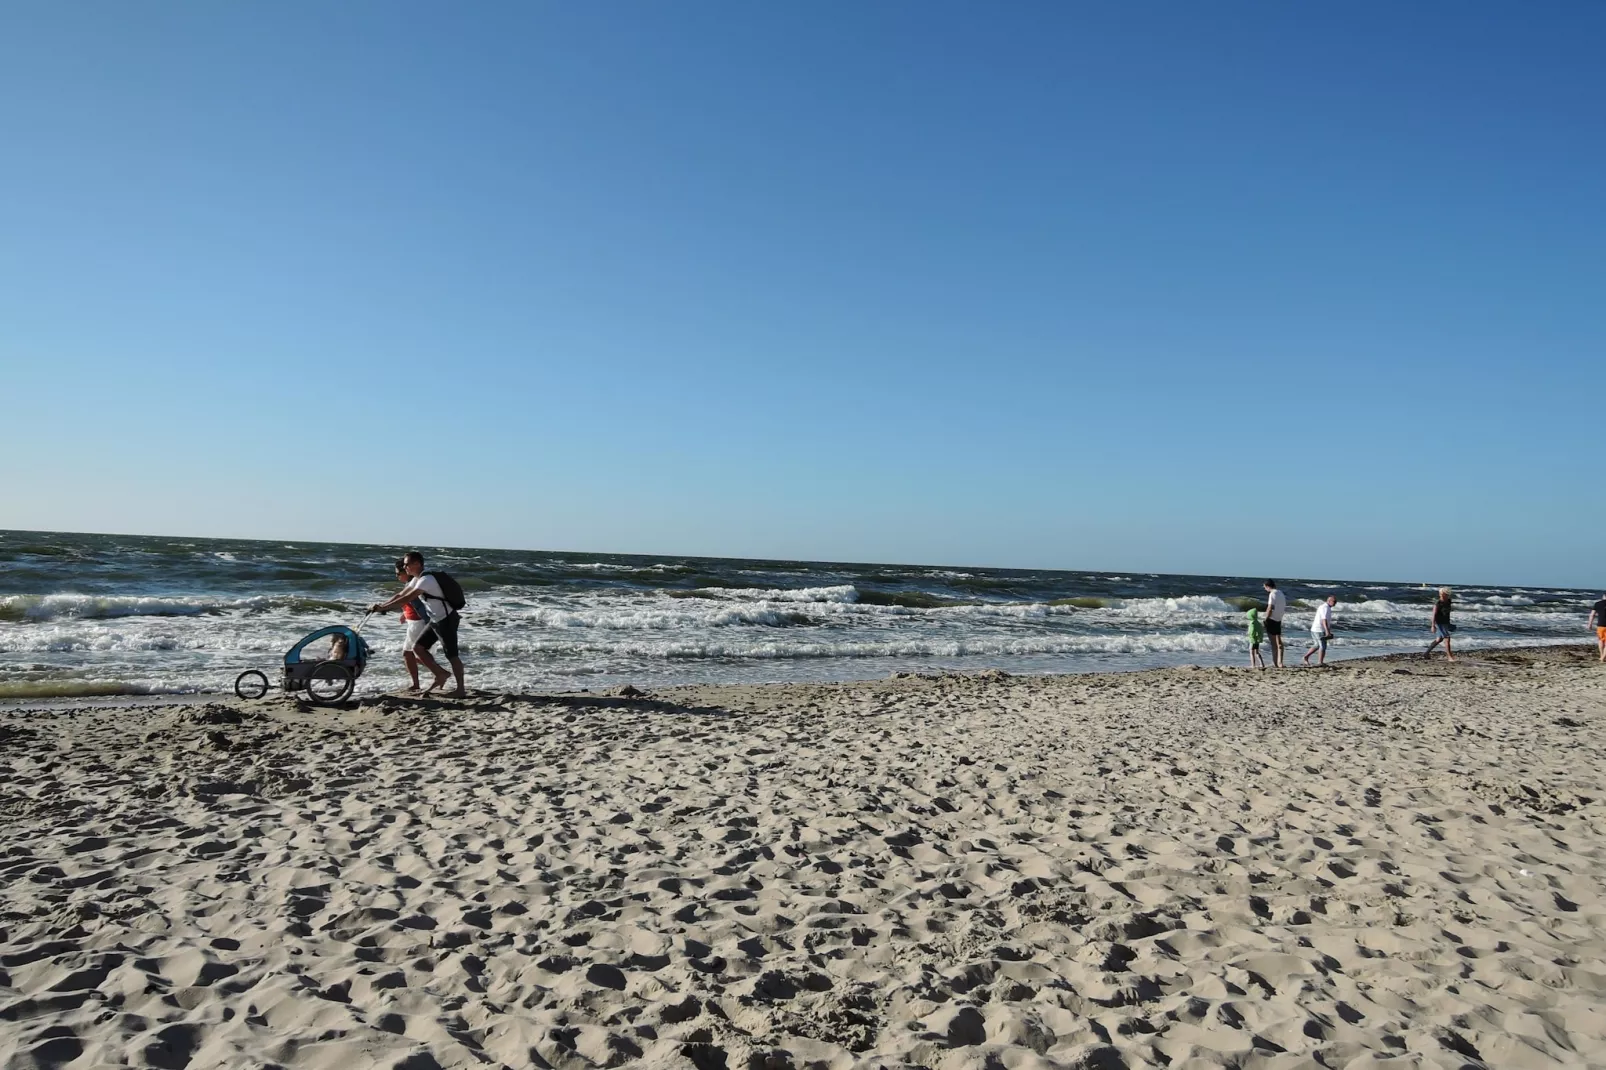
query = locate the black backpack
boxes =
[429,571,467,611]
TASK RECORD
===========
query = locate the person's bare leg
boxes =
[403,650,421,691]
[415,645,450,691]
[447,656,466,698]
[1425,636,1440,657]
[1273,636,1284,668]
[1444,636,1454,663]
[1318,642,1327,667]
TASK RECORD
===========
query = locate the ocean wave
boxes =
[854,589,978,609]
[0,679,157,699]
[1108,595,1243,617]
[669,584,860,604]
[6,544,81,558]
[733,584,860,603]
[0,625,200,653]
[0,593,346,622]
[518,603,827,631]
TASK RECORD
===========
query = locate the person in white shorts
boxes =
[395,558,430,691]
[1304,595,1337,667]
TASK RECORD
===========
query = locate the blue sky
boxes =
[1,3,1601,585]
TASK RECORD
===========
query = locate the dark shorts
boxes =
[415,612,461,661]
[1265,618,1283,637]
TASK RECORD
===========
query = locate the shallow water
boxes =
[0,529,1590,697]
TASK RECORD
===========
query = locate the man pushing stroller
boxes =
[371,551,467,697]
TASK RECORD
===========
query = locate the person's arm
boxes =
[372,578,421,614]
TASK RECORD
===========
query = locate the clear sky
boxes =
[1,3,1601,586]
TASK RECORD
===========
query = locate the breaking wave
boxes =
[0,594,345,622]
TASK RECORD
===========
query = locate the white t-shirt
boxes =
[1313,602,1333,634]
[1266,589,1286,622]
[400,573,451,622]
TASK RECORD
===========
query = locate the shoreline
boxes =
[2,639,1591,713]
[3,643,1603,1066]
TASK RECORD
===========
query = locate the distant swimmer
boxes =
[1589,592,1606,662]
[1303,595,1336,667]
[1262,580,1287,667]
[1425,587,1456,662]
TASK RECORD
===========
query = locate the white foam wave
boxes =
[690,585,860,604]
[1326,600,1414,615]
[0,594,269,621]
[0,623,288,654]
[1108,595,1241,617]
[521,603,828,630]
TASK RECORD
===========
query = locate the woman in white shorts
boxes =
[396,559,430,691]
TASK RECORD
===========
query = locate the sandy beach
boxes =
[3,646,1604,1069]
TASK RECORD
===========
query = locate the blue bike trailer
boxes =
[284,625,370,671]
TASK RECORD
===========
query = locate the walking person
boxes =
[1303,595,1336,667]
[1263,580,1288,667]
[371,551,467,697]
[393,558,429,691]
[1247,607,1266,669]
[1588,592,1606,661]
[1425,587,1456,662]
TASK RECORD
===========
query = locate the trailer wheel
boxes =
[234,670,269,700]
[306,662,354,704]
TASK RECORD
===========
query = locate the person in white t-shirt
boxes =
[371,551,465,696]
[1262,580,1288,667]
[1303,595,1337,667]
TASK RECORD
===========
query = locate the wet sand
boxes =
[2,646,1604,1068]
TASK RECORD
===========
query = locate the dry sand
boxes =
[2,646,1604,1069]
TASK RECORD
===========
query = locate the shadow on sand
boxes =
[331,688,741,720]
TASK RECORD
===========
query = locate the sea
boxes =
[0,529,1591,699]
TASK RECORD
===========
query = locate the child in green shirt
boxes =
[1247,607,1266,669]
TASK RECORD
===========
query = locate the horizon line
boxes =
[0,525,1584,594]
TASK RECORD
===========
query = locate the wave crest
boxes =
[0,594,345,622]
